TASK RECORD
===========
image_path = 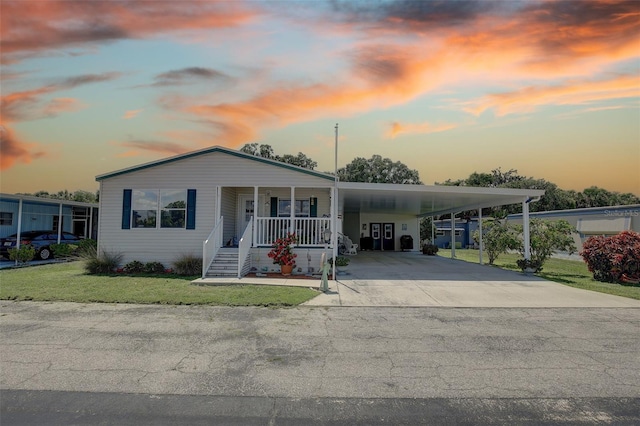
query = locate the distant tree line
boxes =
[437,168,640,215]
[18,190,99,203]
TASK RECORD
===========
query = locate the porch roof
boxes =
[337,182,545,217]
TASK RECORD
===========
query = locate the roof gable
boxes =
[96,146,334,182]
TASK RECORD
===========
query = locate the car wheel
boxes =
[38,247,52,260]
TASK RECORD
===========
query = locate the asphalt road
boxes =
[1,301,639,424]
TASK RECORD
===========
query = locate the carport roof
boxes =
[338,182,545,217]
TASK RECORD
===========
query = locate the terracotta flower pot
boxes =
[281,264,293,276]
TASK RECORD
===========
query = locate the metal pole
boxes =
[451,212,456,258]
[332,123,338,280]
[523,199,531,260]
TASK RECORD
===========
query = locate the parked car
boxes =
[0,231,82,260]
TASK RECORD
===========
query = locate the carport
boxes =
[338,182,545,263]
[304,251,640,308]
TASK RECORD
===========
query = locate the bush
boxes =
[8,245,36,264]
[328,256,350,266]
[581,231,640,284]
[76,239,97,258]
[173,254,202,276]
[123,260,145,274]
[51,243,77,259]
[84,251,123,274]
[422,244,439,255]
[144,261,166,274]
[473,219,519,265]
[515,219,576,273]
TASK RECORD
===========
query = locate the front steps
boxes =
[205,248,238,277]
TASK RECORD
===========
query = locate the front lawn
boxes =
[0,261,319,306]
[438,249,640,300]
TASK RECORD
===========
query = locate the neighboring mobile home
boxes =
[508,205,640,251]
[0,193,98,240]
[96,146,545,278]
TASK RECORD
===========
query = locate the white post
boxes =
[215,187,221,221]
[431,216,434,243]
[15,199,23,266]
[57,202,63,243]
[523,199,531,260]
[253,186,258,247]
[88,207,94,239]
[331,186,337,280]
[451,212,456,258]
[290,186,295,234]
[478,208,484,265]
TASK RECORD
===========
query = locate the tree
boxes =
[472,219,520,265]
[20,190,98,203]
[337,155,422,184]
[420,217,435,243]
[515,219,576,272]
[240,143,317,170]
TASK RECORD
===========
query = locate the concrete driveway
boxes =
[304,252,640,308]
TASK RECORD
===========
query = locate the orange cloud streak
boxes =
[0,125,48,170]
[465,74,640,117]
[387,121,457,139]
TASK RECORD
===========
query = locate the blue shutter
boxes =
[310,197,318,217]
[270,197,278,217]
[122,189,132,229]
[186,189,196,229]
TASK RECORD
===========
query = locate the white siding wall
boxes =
[359,212,420,252]
[97,151,333,266]
[221,187,237,243]
[249,247,330,275]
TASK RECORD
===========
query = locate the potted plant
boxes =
[328,256,350,274]
[267,233,297,275]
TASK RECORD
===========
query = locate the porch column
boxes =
[431,216,434,243]
[332,186,337,280]
[290,186,295,234]
[57,202,63,244]
[523,199,531,260]
[253,186,258,247]
[450,212,456,258]
[215,186,221,220]
[478,207,484,265]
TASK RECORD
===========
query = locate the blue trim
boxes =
[96,146,334,182]
[122,189,132,229]
[186,189,196,230]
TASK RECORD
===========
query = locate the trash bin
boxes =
[400,235,413,251]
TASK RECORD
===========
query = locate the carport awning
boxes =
[338,182,545,217]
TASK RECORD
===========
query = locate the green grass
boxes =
[0,261,319,306]
[438,249,640,300]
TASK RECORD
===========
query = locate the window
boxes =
[278,199,310,217]
[127,189,191,229]
[0,212,13,226]
[132,190,158,228]
[160,190,186,228]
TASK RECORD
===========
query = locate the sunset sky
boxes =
[1,0,639,195]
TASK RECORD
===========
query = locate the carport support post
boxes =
[57,202,63,244]
[15,199,23,266]
[522,199,531,260]
[450,212,456,259]
[478,207,484,265]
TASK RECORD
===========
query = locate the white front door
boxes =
[238,194,264,236]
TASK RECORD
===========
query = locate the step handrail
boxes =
[237,216,253,278]
[202,216,223,278]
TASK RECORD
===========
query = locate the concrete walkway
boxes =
[197,252,640,308]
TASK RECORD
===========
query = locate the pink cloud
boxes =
[387,121,458,139]
[122,109,143,120]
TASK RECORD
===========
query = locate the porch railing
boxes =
[255,217,331,247]
[237,217,253,278]
[202,216,224,278]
